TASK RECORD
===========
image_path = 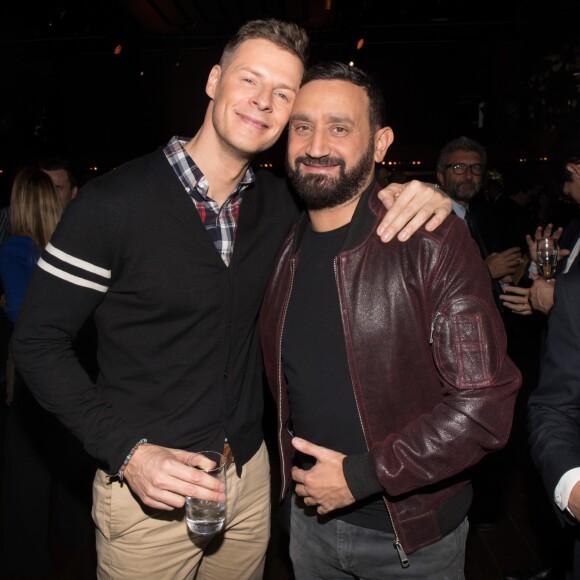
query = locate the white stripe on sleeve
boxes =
[38,258,109,293]
[46,243,112,279]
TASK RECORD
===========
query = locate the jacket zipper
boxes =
[334,257,409,569]
[430,310,442,344]
[277,257,297,498]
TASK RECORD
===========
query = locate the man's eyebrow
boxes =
[289,114,355,124]
[238,66,297,92]
[326,115,354,124]
[289,113,312,123]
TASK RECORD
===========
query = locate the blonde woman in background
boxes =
[0,166,62,326]
[0,166,86,579]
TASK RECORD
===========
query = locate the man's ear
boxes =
[373,127,394,163]
[566,162,580,178]
[436,172,445,187]
[206,65,221,99]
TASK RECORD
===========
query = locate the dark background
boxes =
[0,0,578,201]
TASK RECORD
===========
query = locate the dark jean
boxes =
[290,495,468,580]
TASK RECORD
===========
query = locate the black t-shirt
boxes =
[282,222,390,532]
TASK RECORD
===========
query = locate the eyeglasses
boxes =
[445,163,485,176]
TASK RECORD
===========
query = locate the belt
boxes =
[223,442,235,467]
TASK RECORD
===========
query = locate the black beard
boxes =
[286,140,375,211]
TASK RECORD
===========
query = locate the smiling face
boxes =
[286,79,392,211]
[206,38,303,159]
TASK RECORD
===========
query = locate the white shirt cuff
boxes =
[555,468,580,512]
[528,261,539,275]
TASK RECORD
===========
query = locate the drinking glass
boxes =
[185,451,227,536]
[536,237,558,281]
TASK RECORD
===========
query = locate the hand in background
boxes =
[529,273,555,314]
[500,285,532,316]
[525,224,569,263]
[485,247,522,279]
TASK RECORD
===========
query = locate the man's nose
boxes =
[251,88,273,111]
[305,128,330,158]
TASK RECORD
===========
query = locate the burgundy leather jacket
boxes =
[260,182,521,558]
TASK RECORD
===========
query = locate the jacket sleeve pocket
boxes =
[431,298,502,389]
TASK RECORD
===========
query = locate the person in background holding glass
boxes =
[500,140,580,316]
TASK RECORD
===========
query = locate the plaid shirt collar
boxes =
[163,135,255,201]
[163,136,254,266]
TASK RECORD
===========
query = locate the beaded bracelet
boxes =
[118,438,148,482]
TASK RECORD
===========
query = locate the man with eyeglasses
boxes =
[436,136,524,534]
[436,136,522,289]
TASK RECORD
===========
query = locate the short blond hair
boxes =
[10,166,63,249]
[220,19,309,69]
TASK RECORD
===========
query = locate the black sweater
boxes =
[12,149,299,474]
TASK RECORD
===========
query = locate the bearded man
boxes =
[436,136,522,288]
[260,61,521,579]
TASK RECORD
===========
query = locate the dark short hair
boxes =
[436,136,487,173]
[301,61,385,131]
[38,157,77,189]
[220,19,309,69]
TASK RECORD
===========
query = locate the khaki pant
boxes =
[92,441,271,579]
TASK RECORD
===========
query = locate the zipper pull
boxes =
[430,317,437,344]
[393,540,409,568]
